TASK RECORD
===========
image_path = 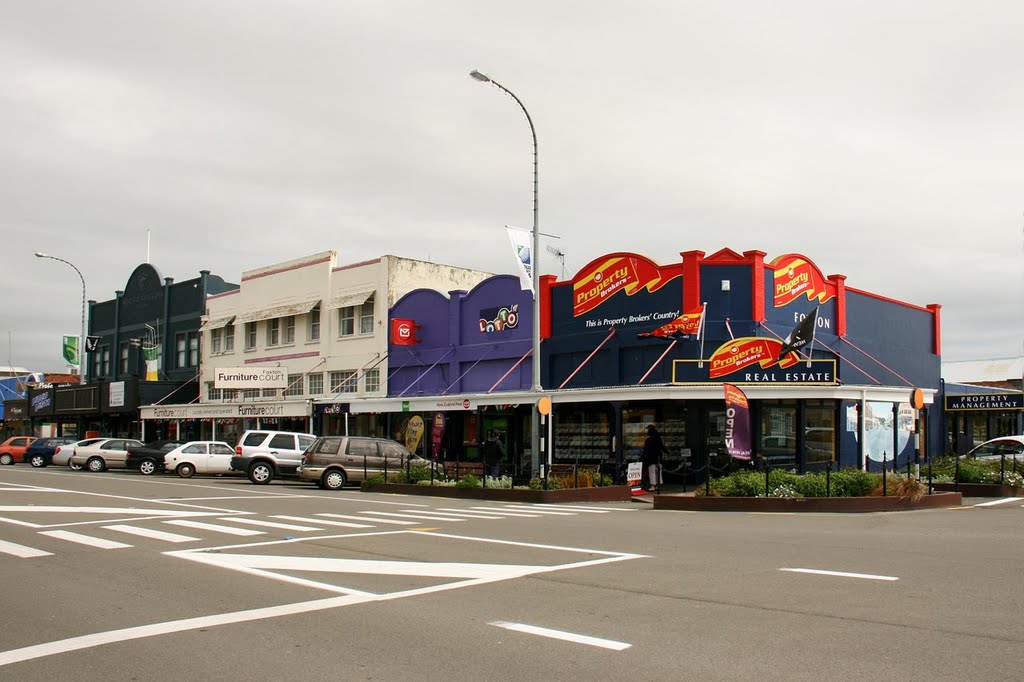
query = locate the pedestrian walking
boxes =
[640,425,668,492]
[482,430,504,479]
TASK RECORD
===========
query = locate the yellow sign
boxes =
[537,396,552,416]
[404,415,425,453]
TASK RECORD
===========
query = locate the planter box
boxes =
[930,482,1023,497]
[654,491,962,513]
[361,482,632,503]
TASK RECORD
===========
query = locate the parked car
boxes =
[0,436,37,465]
[125,440,186,475]
[297,436,426,490]
[52,438,107,469]
[229,430,317,485]
[21,436,78,467]
[69,438,146,472]
[963,435,1024,461]
[163,441,238,478]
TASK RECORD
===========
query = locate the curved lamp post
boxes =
[35,251,87,380]
[470,69,543,475]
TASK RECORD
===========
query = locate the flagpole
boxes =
[698,302,707,368]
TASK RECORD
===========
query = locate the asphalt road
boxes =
[0,465,1021,681]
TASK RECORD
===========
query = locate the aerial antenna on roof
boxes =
[545,244,567,279]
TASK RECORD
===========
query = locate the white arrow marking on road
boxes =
[489,621,631,650]
[780,568,899,581]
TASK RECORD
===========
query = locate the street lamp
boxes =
[35,252,87,382]
[470,69,543,476]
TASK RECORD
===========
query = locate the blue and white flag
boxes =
[506,225,533,293]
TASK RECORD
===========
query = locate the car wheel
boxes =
[138,459,157,475]
[248,462,274,485]
[69,461,83,471]
[176,463,195,478]
[30,455,46,468]
[321,469,347,491]
[86,457,106,473]
[0,454,13,465]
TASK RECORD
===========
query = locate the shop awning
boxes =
[235,299,320,324]
[328,290,374,309]
[200,316,235,331]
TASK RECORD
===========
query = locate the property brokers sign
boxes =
[215,367,289,390]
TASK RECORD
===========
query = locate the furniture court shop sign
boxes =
[945,394,1024,411]
[140,401,311,420]
[214,367,289,390]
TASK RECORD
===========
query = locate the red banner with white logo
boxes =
[572,254,683,317]
[638,306,704,338]
[391,318,419,346]
[708,337,800,379]
[770,254,836,307]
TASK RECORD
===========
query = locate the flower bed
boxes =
[654,491,962,512]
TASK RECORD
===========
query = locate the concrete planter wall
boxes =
[361,482,632,503]
[654,491,962,512]
[930,482,1022,497]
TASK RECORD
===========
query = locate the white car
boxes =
[164,441,238,478]
[964,435,1024,461]
[53,438,107,469]
[70,438,145,472]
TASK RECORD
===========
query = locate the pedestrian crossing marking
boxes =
[0,538,52,558]
[164,520,265,536]
[274,515,374,529]
[315,513,414,526]
[103,525,200,543]
[220,517,322,532]
[39,530,132,550]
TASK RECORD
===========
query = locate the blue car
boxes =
[23,437,78,468]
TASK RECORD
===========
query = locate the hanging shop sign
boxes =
[140,401,311,420]
[944,394,1023,411]
[479,304,519,333]
[214,367,289,390]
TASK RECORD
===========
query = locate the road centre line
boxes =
[975,497,1024,507]
[103,525,200,543]
[219,517,322,531]
[38,530,133,549]
[779,568,899,581]
[359,511,466,522]
[314,513,414,526]
[0,538,52,558]
[489,621,631,651]
[164,520,265,536]
[273,515,374,528]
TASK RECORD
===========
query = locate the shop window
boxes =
[242,389,259,399]
[760,401,797,470]
[285,374,303,397]
[308,372,323,395]
[804,400,836,469]
[622,403,690,472]
[261,388,276,398]
[554,405,614,463]
[330,370,357,394]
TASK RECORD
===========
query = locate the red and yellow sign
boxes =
[770,254,836,307]
[639,307,704,338]
[572,254,683,317]
[708,337,800,379]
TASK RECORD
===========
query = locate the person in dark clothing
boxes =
[482,430,504,479]
[640,425,669,492]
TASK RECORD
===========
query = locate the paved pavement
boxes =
[1,465,1023,680]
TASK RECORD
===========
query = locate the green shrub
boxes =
[455,474,481,489]
[830,469,877,497]
[363,474,385,486]
[528,476,562,490]
[794,472,828,497]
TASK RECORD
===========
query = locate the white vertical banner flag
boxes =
[506,225,533,293]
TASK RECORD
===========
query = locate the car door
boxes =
[207,443,235,474]
[267,433,302,469]
[345,438,383,480]
[178,443,208,472]
[100,440,129,467]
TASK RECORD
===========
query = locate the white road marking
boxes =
[466,507,544,517]
[975,497,1024,507]
[780,568,899,581]
[411,508,507,519]
[0,531,644,667]
[491,507,575,516]
[508,504,616,513]
[38,530,132,550]
[489,621,631,651]
[274,515,374,529]
[103,525,199,543]
[0,539,52,558]
[359,511,465,522]
[164,520,264,536]
[315,513,413,526]
[219,517,322,532]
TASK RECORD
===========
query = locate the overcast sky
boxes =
[2,1,1022,374]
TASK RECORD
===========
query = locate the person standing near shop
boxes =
[641,425,668,492]
[482,429,504,479]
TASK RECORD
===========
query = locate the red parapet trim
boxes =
[681,250,704,312]
[208,289,240,300]
[332,257,382,273]
[540,274,555,339]
[746,250,766,322]
[830,274,847,337]
[928,304,942,355]
[242,255,333,281]
[845,286,933,313]
[244,350,321,364]
[702,247,746,264]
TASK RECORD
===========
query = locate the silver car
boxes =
[70,438,145,472]
[53,438,107,469]
[297,436,423,490]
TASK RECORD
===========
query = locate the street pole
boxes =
[35,252,86,384]
[470,69,543,476]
